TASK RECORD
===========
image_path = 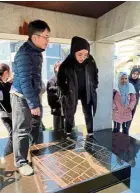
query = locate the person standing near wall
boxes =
[0,64,12,151]
[10,20,50,176]
[47,61,65,132]
[129,67,140,119]
[113,72,136,135]
[57,36,98,138]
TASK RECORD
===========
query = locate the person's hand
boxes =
[113,104,117,110]
[7,76,14,83]
[7,72,14,83]
[124,105,131,110]
[31,107,40,116]
[54,61,61,73]
[56,60,61,65]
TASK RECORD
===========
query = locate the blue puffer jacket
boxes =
[11,39,44,109]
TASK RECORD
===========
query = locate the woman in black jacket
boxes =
[129,67,140,118]
[57,36,98,137]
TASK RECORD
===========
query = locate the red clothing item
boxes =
[112,90,136,124]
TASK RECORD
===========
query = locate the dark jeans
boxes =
[65,98,93,134]
[65,115,75,133]
[30,115,42,145]
[53,115,64,131]
[11,94,32,167]
[30,105,43,145]
[113,121,131,134]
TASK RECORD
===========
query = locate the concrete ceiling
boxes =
[3,1,125,18]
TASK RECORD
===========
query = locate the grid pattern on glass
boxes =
[31,139,113,190]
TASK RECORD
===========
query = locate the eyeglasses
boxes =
[35,34,50,40]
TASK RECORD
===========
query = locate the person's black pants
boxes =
[113,121,131,135]
[81,98,93,134]
[53,115,64,131]
[30,115,42,144]
[65,98,93,134]
[30,105,43,145]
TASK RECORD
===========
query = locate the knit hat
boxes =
[70,36,90,55]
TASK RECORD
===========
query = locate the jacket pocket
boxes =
[17,96,29,108]
[92,91,97,115]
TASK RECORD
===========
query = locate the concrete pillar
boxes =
[93,42,115,130]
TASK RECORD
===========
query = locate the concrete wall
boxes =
[94,2,140,129]
[0,2,96,41]
[96,2,140,41]
[94,43,115,130]
[0,2,129,130]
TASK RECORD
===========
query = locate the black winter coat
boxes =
[129,78,140,106]
[0,79,12,113]
[47,75,61,116]
[57,54,98,116]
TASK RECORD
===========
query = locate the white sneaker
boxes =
[18,164,34,176]
[87,133,94,136]
[66,132,71,139]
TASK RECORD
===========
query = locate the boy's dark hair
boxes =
[28,20,51,38]
[0,63,10,76]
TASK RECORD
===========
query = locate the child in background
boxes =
[0,63,12,138]
[47,61,64,132]
[113,72,136,135]
[0,63,13,156]
[129,67,140,118]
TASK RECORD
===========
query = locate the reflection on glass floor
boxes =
[31,135,130,193]
[1,129,140,193]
